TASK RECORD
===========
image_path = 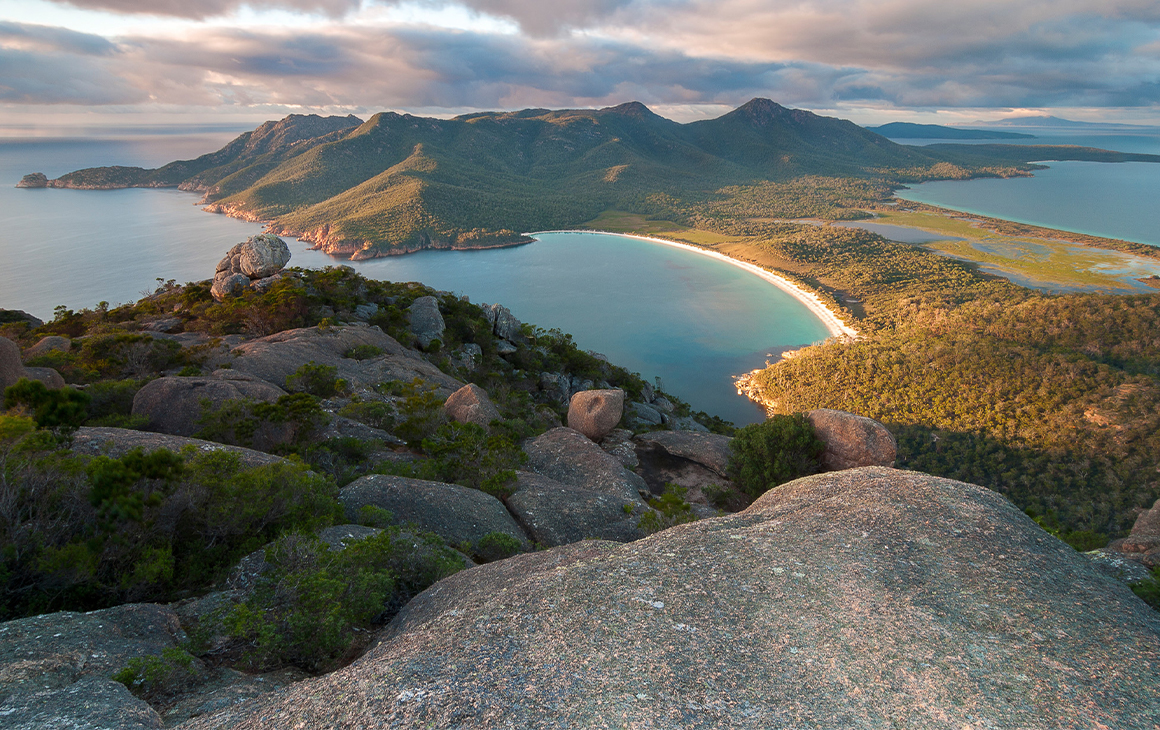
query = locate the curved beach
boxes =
[528,230,858,340]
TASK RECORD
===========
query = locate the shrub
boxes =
[3,379,90,435]
[474,532,522,562]
[344,344,384,361]
[212,528,464,673]
[113,647,202,703]
[338,399,396,430]
[727,414,825,498]
[285,362,347,398]
[1131,567,1160,611]
[638,484,698,535]
[391,378,447,445]
[195,393,328,448]
[0,442,340,619]
[420,421,526,498]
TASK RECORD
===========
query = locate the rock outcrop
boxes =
[70,427,289,469]
[1,335,64,390]
[131,376,286,438]
[1108,497,1160,568]
[442,383,500,428]
[408,296,445,350]
[339,475,529,550]
[0,603,185,692]
[524,427,649,502]
[22,335,70,361]
[481,303,523,343]
[506,471,644,546]
[15,172,48,189]
[226,325,462,396]
[807,408,897,470]
[179,467,1160,729]
[210,235,291,301]
[566,389,624,441]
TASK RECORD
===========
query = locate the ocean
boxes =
[893,128,1160,247]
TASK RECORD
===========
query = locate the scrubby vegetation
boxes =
[0,419,339,620]
[727,414,826,498]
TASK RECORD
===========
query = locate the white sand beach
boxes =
[529,230,858,340]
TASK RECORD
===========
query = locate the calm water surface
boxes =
[895,129,1160,247]
[0,134,831,424]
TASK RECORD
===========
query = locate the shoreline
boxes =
[527,229,859,340]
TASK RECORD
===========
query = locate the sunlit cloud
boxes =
[0,0,1157,121]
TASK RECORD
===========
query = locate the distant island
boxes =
[21,99,1160,260]
[867,121,1035,139]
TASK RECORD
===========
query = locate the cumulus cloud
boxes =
[8,0,1160,113]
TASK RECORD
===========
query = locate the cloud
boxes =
[6,0,1160,113]
[0,22,143,104]
[53,0,362,20]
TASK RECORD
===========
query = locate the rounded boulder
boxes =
[567,389,624,441]
[443,383,501,428]
[806,408,897,471]
[238,234,292,278]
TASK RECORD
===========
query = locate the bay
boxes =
[0,134,831,424]
[894,128,1160,247]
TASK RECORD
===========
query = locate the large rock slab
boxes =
[566,389,623,441]
[227,326,462,396]
[339,474,529,550]
[634,430,733,477]
[131,376,286,438]
[807,408,897,471]
[507,471,644,546]
[0,677,162,730]
[1108,497,1160,567]
[524,427,648,503]
[71,427,288,469]
[408,296,446,350]
[442,383,500,428]
[0,603,185,695]
[1,335,26,390]
[22,335,71,361]
[181,467,1160,729]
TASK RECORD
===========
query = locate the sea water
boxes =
[894,129,1160,248]
[0,134,830,424]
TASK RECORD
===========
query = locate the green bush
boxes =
[285,362,347,398]
[212,528,464,673]
[420,421,526,498]
[391,378,447,445]
[638,484,698,535]
[338,399,396,430]
[1131,567,1160,611]
[727,414,825,498]
[344,344,384,361]
[3,379,90,435]
[0,441,340,619]
[474,532,522,562]
[112,647,202,703]
[195,393,328,448]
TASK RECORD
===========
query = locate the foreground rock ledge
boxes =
[183,467,1160,729]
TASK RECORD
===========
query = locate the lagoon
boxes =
[0,135,830,424]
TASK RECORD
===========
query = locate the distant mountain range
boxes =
[29,100,1160,259]
[967,115,1158,130]
[867,122,1034,140]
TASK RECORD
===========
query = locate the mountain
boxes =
[975,115,1157,130]
[35,100,1156,259]
[868,121,1034,140]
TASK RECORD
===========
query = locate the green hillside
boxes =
[44,100,1156,258]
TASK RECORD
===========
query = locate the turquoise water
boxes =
[895,129,1160,247]
[0,135,830,424]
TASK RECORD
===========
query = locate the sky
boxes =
[1,0,1158,129]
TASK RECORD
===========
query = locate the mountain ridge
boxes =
[27,100,1157,259]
